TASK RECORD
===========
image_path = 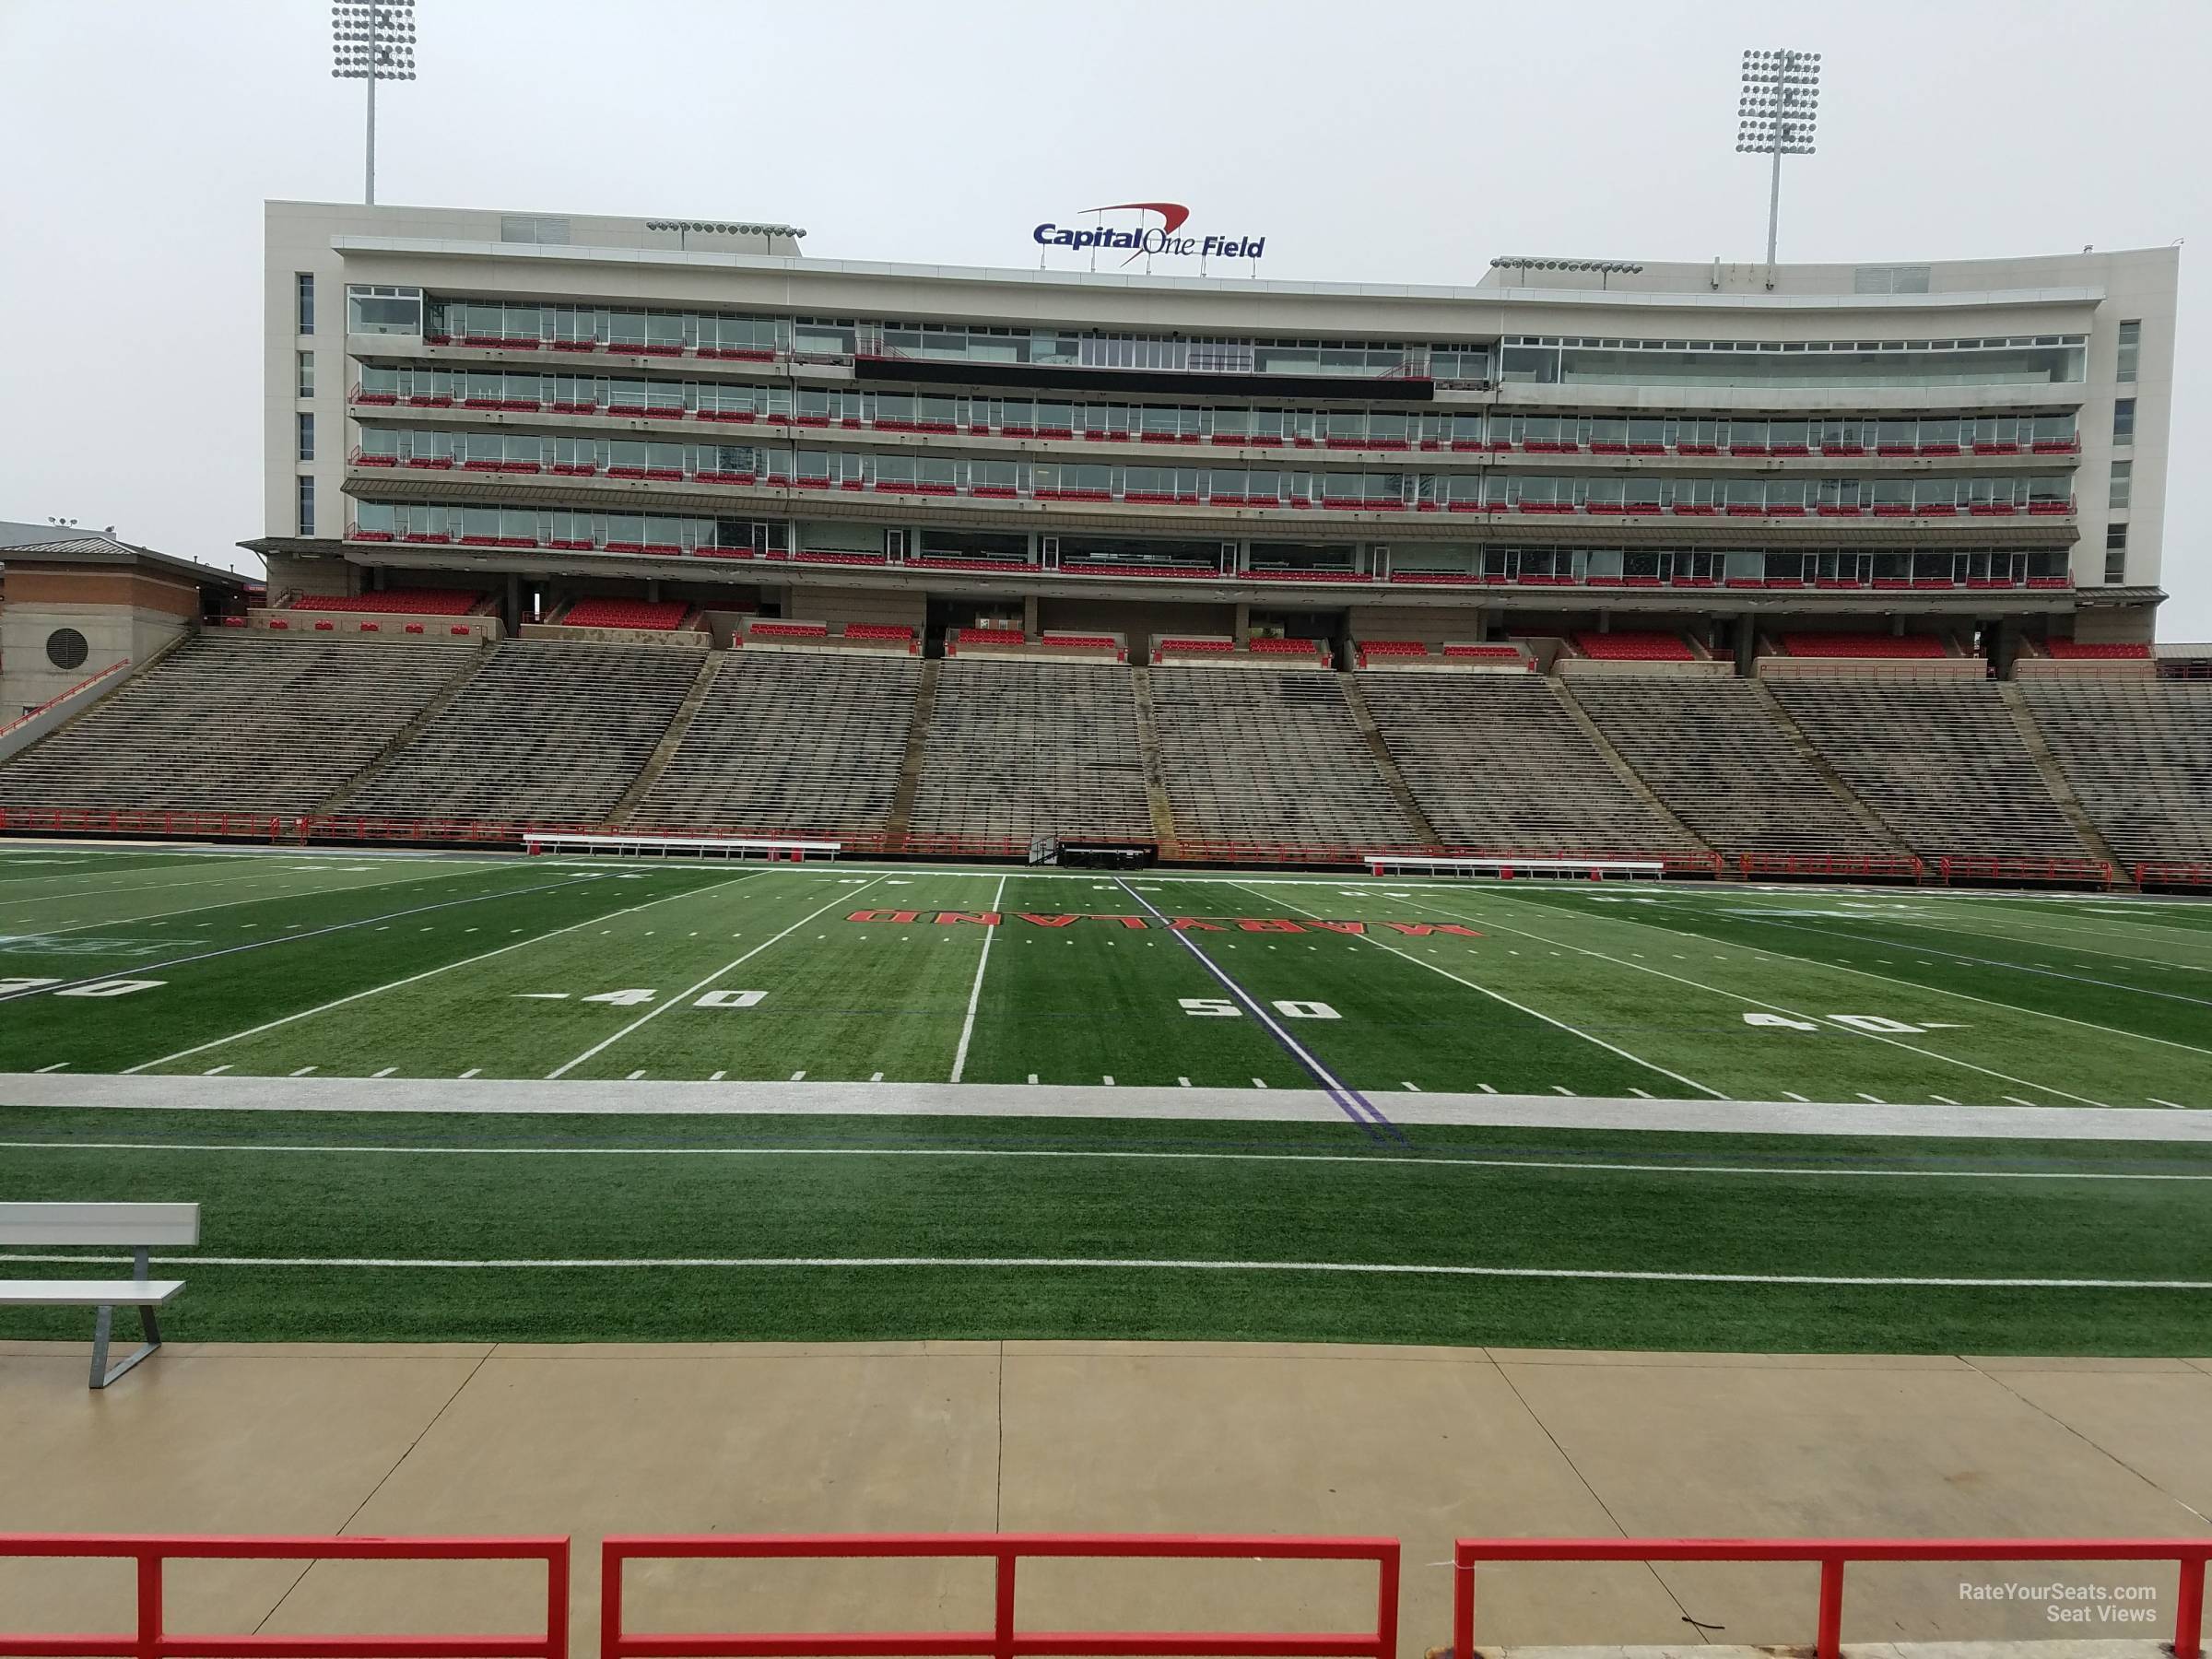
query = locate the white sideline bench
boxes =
[0,1202,196,1387]
[524,831,842,862]
[1364,853,1667,880]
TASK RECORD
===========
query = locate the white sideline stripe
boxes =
[1,1250,2201,1291]
[5,1138,2202,1182]
[948,872,1008,1083]
[545,877,886,1079]
[1416,888,2118,1110]
[122,872,767,1075]
[1241,883,1725,1100]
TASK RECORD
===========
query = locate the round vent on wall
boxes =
[45,628,89,671]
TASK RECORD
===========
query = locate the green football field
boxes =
[1,844,2207,1355]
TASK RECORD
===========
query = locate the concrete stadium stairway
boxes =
[608,653,726,827]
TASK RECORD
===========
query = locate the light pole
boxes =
[1736,47,1820,289]
[332,2,417,206]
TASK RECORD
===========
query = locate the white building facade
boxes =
[256,200,2178,656]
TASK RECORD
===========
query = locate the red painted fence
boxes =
[600,1534,1400,1659]
[1451,1536,2210,1659]
[0,1534,569,1659]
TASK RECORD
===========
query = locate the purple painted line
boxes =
[1112,877,1403,1142]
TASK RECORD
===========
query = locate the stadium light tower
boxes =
[332,2,417,206]
[1736,47,1820,288]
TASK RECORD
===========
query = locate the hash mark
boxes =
[290,1065,317,1077]
[203,1065,231,1076]
[1857,1093,1886,1104]
[1102,1075,1115,1086]
[790,1070,806,1081]
[1930,1094,1959,1105]
[35,1062,68,1073]
[1252,1077,1269,1088]
[372,1066,396,1078]
[1783,1090,1808,1102]
[710,1070,727,1081]
[627,1069,645,1080]
[2002,1095,2039,1107]
[1177,1077,1192,1088]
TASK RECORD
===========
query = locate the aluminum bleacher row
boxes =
[909,659,1153,844]
[630,652,919,837]
[1570,678,1893,855]
[4,629,2203,877]
[1149,668,1414,846]
[1764,678,2089,860]
[2021,679,2212,867]
[1360,675,1696,854]
[347,641,702,824]
[0,634,477,818]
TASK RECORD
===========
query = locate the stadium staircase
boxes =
[906,658,1155,849]
[344,641,702,825]
[882,659,941,853]
[1544,678,1715,864]
[1995,681,2134,884]
[2019,679,2212,872]
[1337,675,1441,849]
[1149,667,1418,849]
[1743,678,1913,858]
[1127,665,1182,856]
[1358,674,1699,856]
[1764,677,2094,863]
[316,644,492,815]
[0,633,481,819]
[607,653,726,826]
[630,651,921,841]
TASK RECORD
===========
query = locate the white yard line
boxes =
[1407,889,2120,1109]
[1240,883,1725,1100]
[6,1138,2200,1182]
[545,877,885,1079]
[1,1248,2201,1291]
[948,872,1009,1083]
[122,872,767,1075]
[24,862,495,939]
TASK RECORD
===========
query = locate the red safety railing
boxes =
[1452,1537,2209,1659]
[0,660,132,745]
[602,1534,1398,1659]
[1935,854,2114,888]
[0,1534,569,1659]
[2138,861,2212,891]
[1737,852,1927,883]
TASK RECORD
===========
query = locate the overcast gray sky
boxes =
[3,0,2206,633]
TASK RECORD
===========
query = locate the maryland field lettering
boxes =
[845,911,1479,935]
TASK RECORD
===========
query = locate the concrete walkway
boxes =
[2,1341,2207,1656]
[5,1073,2210,1140]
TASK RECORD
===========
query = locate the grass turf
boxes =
[1,1106,2207,1353]
[2,849,2208,1354]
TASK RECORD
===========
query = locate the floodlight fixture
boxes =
[332,2,417,206]
[1737,46,1821,284]
[645,219,810,250]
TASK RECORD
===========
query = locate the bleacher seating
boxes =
[347,641,700,823]
[1249,637,1329,660]
[560,598,692,632]
[1360,676,1697,853]
[1574,630,1695,663]
[290,589,483,616]
[1355,641,1430,664]
[746,622,830,642]
[1765,678,2090,859]
[909,660,1153,842]
[842,624,917,650]
[1441,644,1531,666]
[2045,640,2153,660]
[947,628,1027,652]
[0,633,477,817]
[1570,678,1891,855]
[1149,669,1415,846]
[2020,681,2212,866]
[1781,633,1948,659]
[631,652,920,836]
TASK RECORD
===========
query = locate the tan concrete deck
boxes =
[2,1342,2207,1656]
